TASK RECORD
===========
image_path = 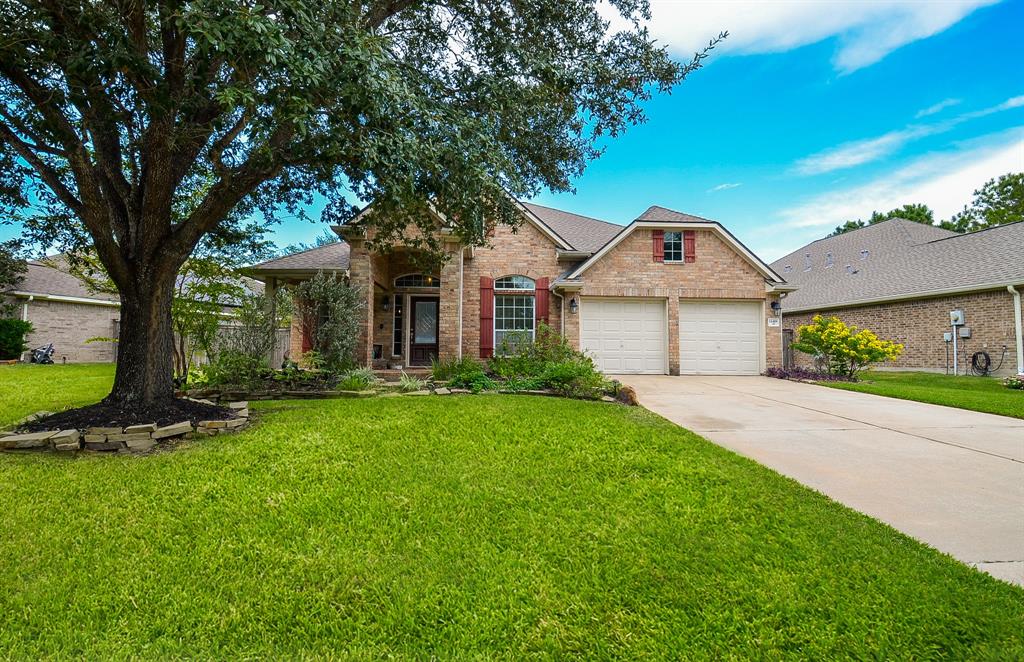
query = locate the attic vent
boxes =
[860,249,869,260]
[803,254,812,271]
[825,252,834,268]
[783,264,792,273]
[845,264,859,274]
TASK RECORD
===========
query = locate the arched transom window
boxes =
[394,273,440,288]
[494,275,535,351]
[494,275,535,291]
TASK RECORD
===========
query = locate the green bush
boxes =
[540,357,606,398]
[205,349,268,388]
[337,367,379,391]
[0,318,32,360]
[490,324,577,379]
[293,271,364,373]
[431,356,496,392]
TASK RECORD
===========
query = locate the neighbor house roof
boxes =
[11,260,120,303]
[252,242,351,274]
[772,219,1024,312]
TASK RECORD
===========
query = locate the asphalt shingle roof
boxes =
[521,202,624,253]
[12,260,119,301]
[771,219,1024,311]
[635,205,716,224]
[253,242,351,272]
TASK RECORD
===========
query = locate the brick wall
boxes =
[782,288,1021,376]
[20,299,119,363]
[460,221,564,360]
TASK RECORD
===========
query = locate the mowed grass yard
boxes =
[823,370,1024,419]
[1,365,1022,657]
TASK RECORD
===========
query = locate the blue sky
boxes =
[4,1,1022,262]
[528,0,1024,261]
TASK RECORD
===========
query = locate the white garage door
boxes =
[580,298,666,374]
[679,301,762,375]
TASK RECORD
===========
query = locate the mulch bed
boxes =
[22,398,239,432]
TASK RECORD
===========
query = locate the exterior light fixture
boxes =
[382,296,391,311]
[569,296,579,315]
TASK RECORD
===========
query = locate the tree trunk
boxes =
[105,270,178,405]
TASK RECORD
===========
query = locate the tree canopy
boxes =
[0,0,718,404]
[0,239,27,318]
[827,173,1024,237]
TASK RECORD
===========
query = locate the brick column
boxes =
[668,296,680,375]
[346,236,375,367]
[438,242,462,362]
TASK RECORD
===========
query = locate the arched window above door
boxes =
[394,273,440,288]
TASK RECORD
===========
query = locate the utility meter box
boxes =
[958,326,972,339]
[943,332,953,342]
[950,309,965,326]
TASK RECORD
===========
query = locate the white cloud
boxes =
[604,1,999,73]
[780,128,1024,233]
[916,98,961,118]
[793,94,1024,175]
[708,182,742,192]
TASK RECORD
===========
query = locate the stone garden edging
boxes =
[0,401,251,454]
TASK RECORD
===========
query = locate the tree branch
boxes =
[0,120,82,214]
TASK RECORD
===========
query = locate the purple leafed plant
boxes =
[763,366,857,382]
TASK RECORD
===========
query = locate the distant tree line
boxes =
[829,172,1023,236]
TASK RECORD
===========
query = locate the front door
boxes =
[409,297,439,366]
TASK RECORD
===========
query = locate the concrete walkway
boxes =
[622,375,1024,586]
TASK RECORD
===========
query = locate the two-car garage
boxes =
[579,298,763,375]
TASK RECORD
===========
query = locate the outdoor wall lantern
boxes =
[382,296,391,311]
[569,296,579,315]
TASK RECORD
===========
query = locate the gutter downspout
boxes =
[21,295,33,362]
[1009,285,1024,375]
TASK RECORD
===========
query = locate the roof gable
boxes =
[566,207,784,283]
[252,242,351,274]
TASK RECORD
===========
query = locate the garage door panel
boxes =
[580,298,666,375]
[680,301,761,375]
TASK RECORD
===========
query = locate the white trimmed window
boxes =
[664,231,683,262]
[494,275,535,351]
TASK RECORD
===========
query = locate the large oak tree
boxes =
[0,0,718,405]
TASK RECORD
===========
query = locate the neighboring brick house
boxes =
[2,259,121,363]
[2,257,268,364]
[252,201,792,375]
[773,219,1024,377]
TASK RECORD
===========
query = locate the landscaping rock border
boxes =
[0,402,251,454]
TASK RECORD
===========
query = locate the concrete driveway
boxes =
[623,375,1024,585]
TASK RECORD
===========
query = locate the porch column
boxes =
[264,276,277,366]
[347,235,376,367]
[438,241,463,362]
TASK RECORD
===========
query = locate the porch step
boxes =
[374,368,432,382]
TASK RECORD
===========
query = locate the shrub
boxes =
[1005,374,1024,390]
[490,324,577,379]
[791,315,902,378]
[205,349,267,387]
[501,375,544,393]
[337,367,379,391]
[764,366,856,382]
[207,293,277,386]
[432,356,483,382]
[540,356,607,398]
[0,318,32,360]
[398,372,426,393]
[293,271,364,373]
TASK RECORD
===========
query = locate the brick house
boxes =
[773,219,1024,376]
[252,201,792,375]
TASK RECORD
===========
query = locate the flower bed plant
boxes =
[791,315,903,378]
[1004,374,1024,390]
[764,366,857,382]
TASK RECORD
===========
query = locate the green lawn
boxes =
[0,363,115,427]
[823,370,1024,419]
[1,365,1022,657]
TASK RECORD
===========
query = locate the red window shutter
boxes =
[684,230,696,263]
[535,277,550,326]
[652,230,665,262]
[301,304,315,353]
[480,276,495,358]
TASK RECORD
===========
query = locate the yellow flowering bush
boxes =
[792,315,903,378]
